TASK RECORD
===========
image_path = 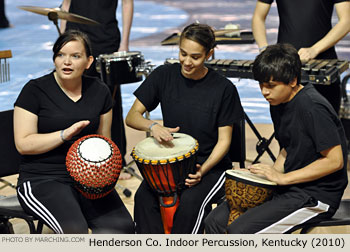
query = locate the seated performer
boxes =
[125,23,244,234]
[204,43,348,234]
[14,30,134,234]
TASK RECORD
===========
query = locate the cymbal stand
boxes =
[47,12,61,35]
[244,112,276,164]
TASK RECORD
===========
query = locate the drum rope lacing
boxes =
[131,142,199,196]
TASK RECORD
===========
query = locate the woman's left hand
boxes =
[185,164,202,187]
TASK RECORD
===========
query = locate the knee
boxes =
[203,202,229,234]
[204,210,221,234]
[61,221,89,234]
[116,219,135,234]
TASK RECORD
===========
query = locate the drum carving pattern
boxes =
[224,170,276,226]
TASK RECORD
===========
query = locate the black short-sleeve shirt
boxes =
[258,0,349,59]
[66,0,120,57]
[270,84,348,208]
[134,63,244,168]
[14,72,113,182]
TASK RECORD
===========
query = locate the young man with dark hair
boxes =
[205,43,348,234]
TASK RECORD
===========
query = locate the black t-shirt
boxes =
[14,72,113,182]
[270,84,348,208]
[258,0,349,59]
[134,63,244,169]
[66,0,120,57]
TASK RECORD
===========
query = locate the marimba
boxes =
[165,58,349,85]
[205,59,349,85]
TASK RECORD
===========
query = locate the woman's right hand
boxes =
[151,124,180,144]
[61,120,90,141]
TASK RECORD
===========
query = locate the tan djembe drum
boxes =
[66,134,122,199]
[131,133,198,234]
[225,169,277,225]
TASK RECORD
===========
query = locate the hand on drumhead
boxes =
[248,163,283,185]
[151,124,180,144]
[62,120,90,141]
[185,164,202,187]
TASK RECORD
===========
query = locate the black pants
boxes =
[17,180,135,234]
[204,189,336,234]
[134,168,226,234]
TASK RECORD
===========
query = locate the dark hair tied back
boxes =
[180,23,216,54]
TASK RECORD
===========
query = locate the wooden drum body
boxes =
[132,133,198,233]
[225,169,276,226]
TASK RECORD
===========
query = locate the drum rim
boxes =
[132,133,198,161]
[225,169,277,187]
[77,135,113,163]
[131,142,198,164]
[97,51,143,62]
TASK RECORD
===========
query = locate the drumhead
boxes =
[98,51,141,62]
[78,137,112,163]
[225,169,277,186]
[134,133,197,160]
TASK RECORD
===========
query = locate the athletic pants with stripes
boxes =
[134,167,227,234]
[204,187,337,234]
[17,180,135,234]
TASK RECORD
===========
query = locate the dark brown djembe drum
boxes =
[66,134,122,199]
[131,133,198,234]
[225,169,276,226]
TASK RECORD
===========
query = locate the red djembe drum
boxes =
[66,134,122,199]
[131,133,198,234]
[225,169,276,226]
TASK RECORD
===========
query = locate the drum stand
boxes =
[244,112,276,164]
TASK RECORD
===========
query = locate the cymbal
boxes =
[18,6,100,25]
